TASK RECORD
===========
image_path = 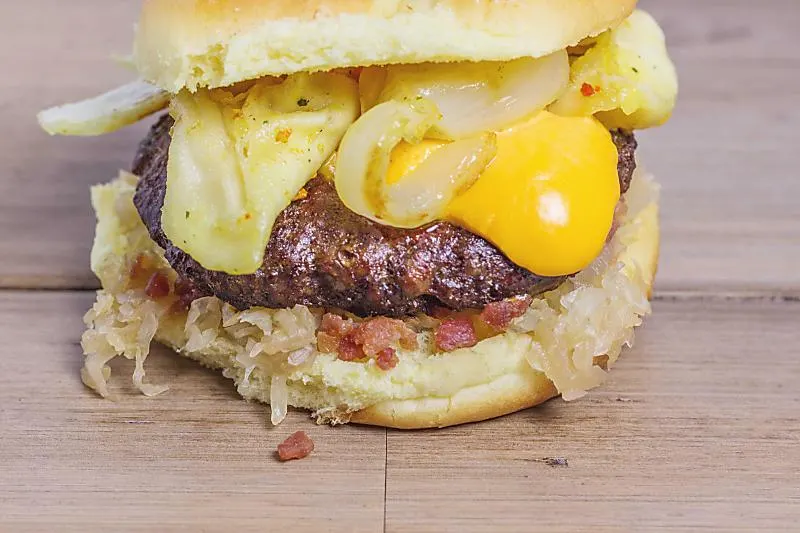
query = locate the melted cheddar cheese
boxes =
[387,111,620,277]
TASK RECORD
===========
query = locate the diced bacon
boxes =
[317,313,358,357]
[319,313,355,337]
[351,316,418,356]
[316,331,339,354]
[277,431,314,461]
[317,313,417,366]
[435,318,478,352]
[479,296,532,330]
[144,271,170,299]
[337,336,366,361]
[351,317,393,356]
[397,324,419,350]
[375,348,399,371]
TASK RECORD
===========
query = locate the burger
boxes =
[39,0,677,428]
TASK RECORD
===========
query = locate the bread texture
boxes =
[81,167,658,429]
[134,0,638,92]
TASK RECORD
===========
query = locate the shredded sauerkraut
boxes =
[81,289,167,397]
[81,170,657,423]
[511,246,649,399]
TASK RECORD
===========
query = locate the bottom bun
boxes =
[81,170,659,429]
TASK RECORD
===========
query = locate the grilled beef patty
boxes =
[133,115,637,317]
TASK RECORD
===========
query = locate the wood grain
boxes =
[3,296,798,531]
[2,1,799,532]
[385,298,800,532]
[639,0,800,294]
[0,292,386,533]
[0,1,154,289]
[0,0,798,293]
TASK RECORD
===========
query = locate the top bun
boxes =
[134,0,637,92]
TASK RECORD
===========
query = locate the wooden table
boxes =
[2,1,798,531]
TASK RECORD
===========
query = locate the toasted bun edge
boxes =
[134,0,638,91]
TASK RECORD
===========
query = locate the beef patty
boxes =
[133,115,637,317]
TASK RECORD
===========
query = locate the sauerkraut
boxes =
[81,170,657,423]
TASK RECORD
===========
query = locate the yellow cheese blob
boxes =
[385,139,446,185]
[444,111,620,277]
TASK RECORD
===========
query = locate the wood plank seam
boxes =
[2,287,799,302]
[384,431,389,533]
[651,291,800,303]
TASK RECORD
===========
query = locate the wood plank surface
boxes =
[0,0,798,293]
[0,292,387,533]
[385,297,800,532]
[639,0,800,294]
[2,297,798,531]
[1,0,799,532]
[0,1,154,289]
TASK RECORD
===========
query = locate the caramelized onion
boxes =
[375,52,569,139]
[335,99,497,228]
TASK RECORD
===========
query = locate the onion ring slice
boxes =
[335,99,497,228]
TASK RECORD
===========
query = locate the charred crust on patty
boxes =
[133,115,637,318]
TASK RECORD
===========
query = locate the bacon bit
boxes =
[435,318,478,352]
[317,314,358,358]
[319,314,356,337]
[351,316,418,356]
[275,128,292,143]
[397,326,418,350]
[479,296,532,330]
[375,348,399,371]
[350,319,391,356]
[144,272,170,299]
[337,336,366,361]
[317,313,417,368]
[316,331,339,354]
[277,431,314,461]
[580,82,596,97]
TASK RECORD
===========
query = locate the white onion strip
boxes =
[376,51,569,140]
[37,80,168,136]
[335,99,497,228]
